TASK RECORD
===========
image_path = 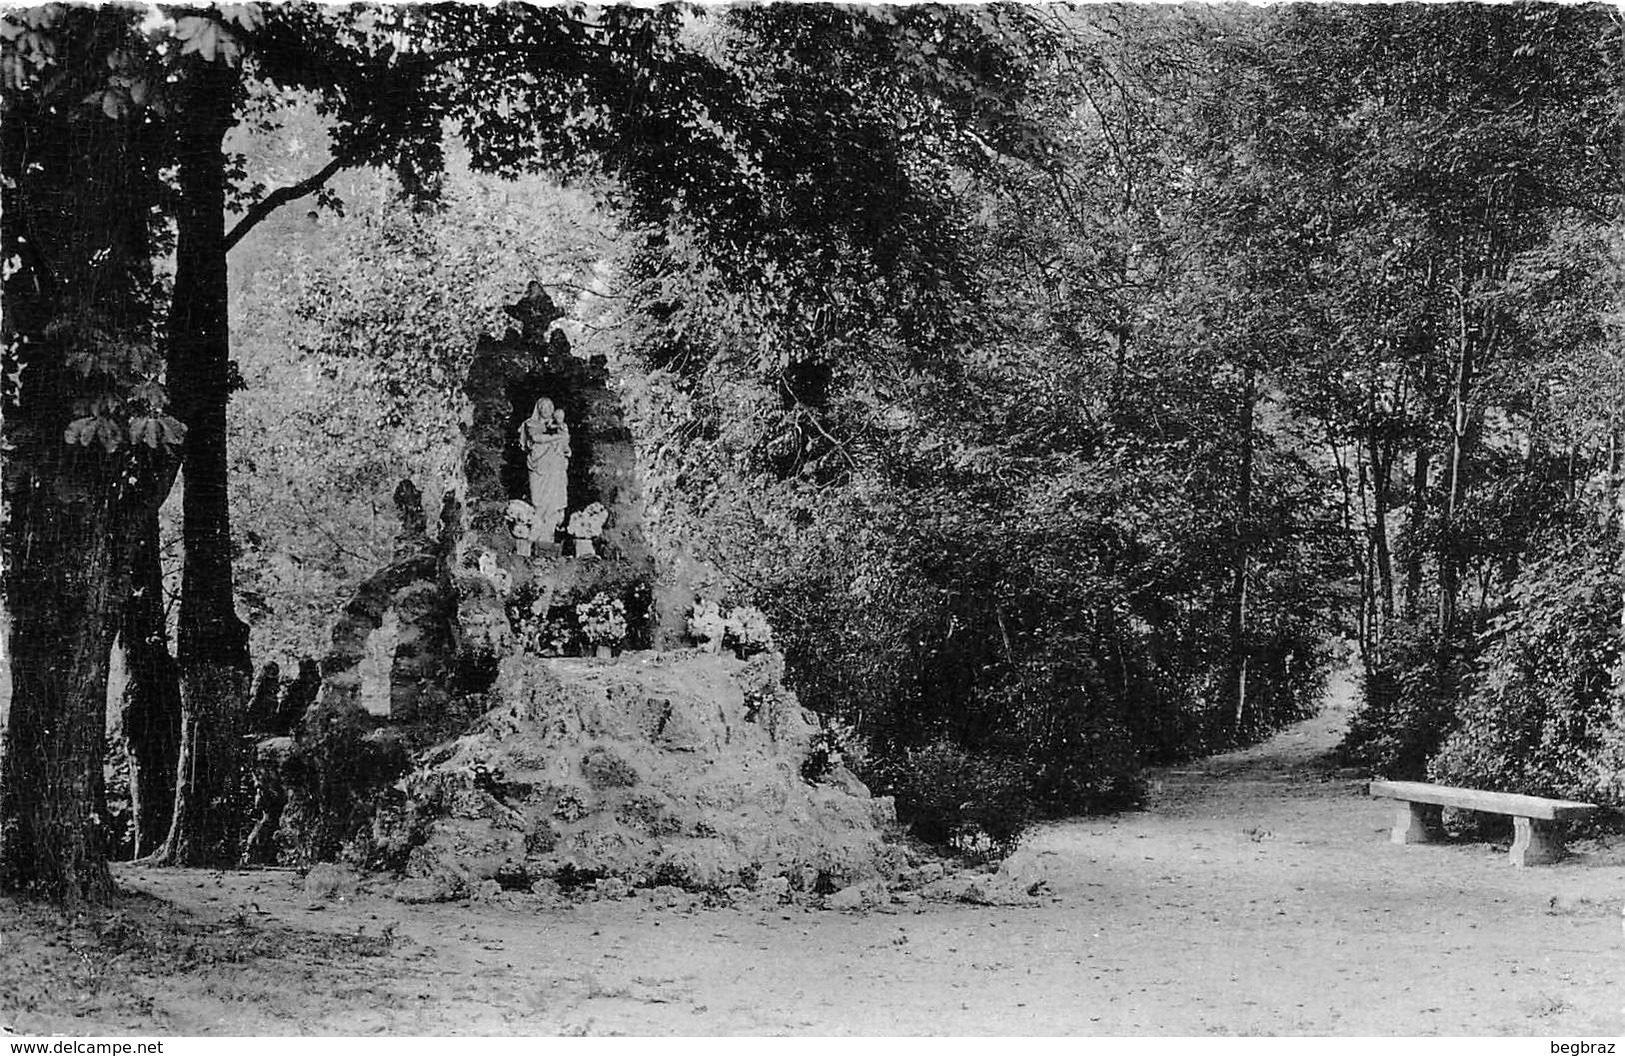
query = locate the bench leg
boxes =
[1509,817,1564,867]
[1391,802,1442,845]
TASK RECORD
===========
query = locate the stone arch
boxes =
[318,551,452,725]
[313,481,456,728]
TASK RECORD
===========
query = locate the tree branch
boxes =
[224,157,347,252]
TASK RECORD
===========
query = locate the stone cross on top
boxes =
[502,280,565,342]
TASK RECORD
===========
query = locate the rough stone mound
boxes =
[378,650,899,901]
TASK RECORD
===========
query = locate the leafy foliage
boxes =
[1337,623,1469,780]
[1429,500,1624,805]
[616,6,1344,851]
[1245,4,1625,791]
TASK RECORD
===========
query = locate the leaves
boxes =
[62,415,97,446]
[61,414,123,453]
[128,415,186,448]
[173,14,242,65]
[216,4,265,34]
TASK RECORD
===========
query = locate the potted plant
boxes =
[576,592,627,658]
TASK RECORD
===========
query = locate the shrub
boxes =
[979,659,1148,816]
[1027,703,1146,816]
[1430,540,1623,806]
[877,741,1034,861]
[1585,688,1625,808]
[1336,620,1472,779]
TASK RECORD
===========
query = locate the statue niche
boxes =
[450,283,657,653]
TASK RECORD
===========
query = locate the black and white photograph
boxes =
[0,0,1621,1038]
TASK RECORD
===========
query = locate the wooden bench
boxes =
[1369,780,1599,867]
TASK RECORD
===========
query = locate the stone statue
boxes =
[519,397,570,543]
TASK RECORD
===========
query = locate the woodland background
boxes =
[1,2,1621,902]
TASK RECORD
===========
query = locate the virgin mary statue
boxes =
[519,397,571,541]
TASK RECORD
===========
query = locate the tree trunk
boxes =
[1355,443,1380,666]
[119,501,182,859]
[153,61,253,867]
[1402,446,1429,621]
[1437,301,1476,641]
[1329,437,1373,676]
[0,450,124,903]
[0,7,155,902]
[1366,433,1396,627]
[1230,364,1256,738]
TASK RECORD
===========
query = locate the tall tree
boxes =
[154,49,251,864]
[0,6,178,901]
[147,4,451,864]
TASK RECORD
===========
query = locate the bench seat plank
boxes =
[1369,780,1597,821]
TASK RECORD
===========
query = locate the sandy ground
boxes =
[3,668,1622,1036]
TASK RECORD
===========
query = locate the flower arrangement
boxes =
[566,502,610,557]
[686,599,726,652]
[505,500,545,554]
[507,583,570,655]
[724,604,774,657]
[505,499,535,534]
[566,502,609,540]
[686,601,776,657]
[576,592,627,649]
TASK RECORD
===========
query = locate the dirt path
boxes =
[5,668,1622,1036]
